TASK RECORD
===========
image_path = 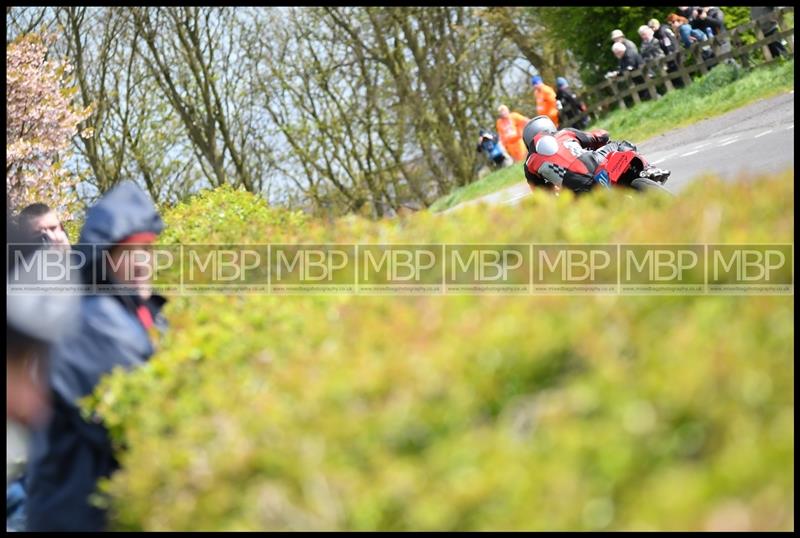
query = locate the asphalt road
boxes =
[450,91,794,210]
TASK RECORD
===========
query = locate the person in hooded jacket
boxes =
[554,77,589,130]
[24,181,167,532]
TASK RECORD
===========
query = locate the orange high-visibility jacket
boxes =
[496,112,530,162]
[535,84,560,127]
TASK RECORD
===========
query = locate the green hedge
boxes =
[86,174,794,530]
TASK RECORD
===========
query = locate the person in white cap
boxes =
[610,28,639,55]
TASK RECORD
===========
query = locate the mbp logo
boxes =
[271,245,355,293]
[621,245,704,292]
[183,245,269,293]
[708,245,793,292]
[446,245,528,293]
[359,245,442,292]
[533,245,617,292]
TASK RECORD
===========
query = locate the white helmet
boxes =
[534,135,559,156]
[523,115,557,152]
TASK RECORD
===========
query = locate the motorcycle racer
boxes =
[522,115,669,194]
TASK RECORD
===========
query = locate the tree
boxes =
[56,7,194,203]
[535,7,675,86]
[6,32,92,215]
[254,7,516,217]
[130,7,272,195]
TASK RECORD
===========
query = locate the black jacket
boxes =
[618,47,645,74]
[25,181,166,532]
[691,7,726,35]
[653,25,680,57]
[556,87,588,127]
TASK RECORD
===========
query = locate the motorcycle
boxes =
[592,145,672,194]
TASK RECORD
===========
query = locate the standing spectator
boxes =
[6,210,78,531]
[18,203,70,249]
[476,129,509,169]
[751,6,788,59]
[610,41,645,74]
[495,105,529,163]
[648,18,684,87]
[555,77,589,130]
[638,24,666,72]
[25,181,168,532]
[609,42,654,102]
[610,29,639,56]
[531,75,560,127]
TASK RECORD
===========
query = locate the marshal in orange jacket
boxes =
[496,111,530,162]
[534,83,560,127]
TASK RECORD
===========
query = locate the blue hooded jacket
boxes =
[25,181,166,531]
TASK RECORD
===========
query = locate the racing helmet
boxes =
[522,115,558,152]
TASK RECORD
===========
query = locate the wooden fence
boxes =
[560,7,795,128]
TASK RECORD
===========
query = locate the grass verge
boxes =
[430,58,794,213]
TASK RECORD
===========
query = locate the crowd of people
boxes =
[605,7,790,98]
[7,182,167,531]
[477,7,790,170]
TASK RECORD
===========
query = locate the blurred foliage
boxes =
[85,173,793,530]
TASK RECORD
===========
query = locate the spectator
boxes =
[476,129,509,169]
[555,77,590,130]
[610,29,639,55]
[686,6,726,38]
[751,7,788,59]
[25,181,167,532]
[6,209,78,531]
[648,18,684,87]
[495,105,529,162]
[18,203,70,249]
[531,75,560,127]
[638,24,666,70]
[610,41,644,74]
[667,13,708,49]
[609,42,654,102]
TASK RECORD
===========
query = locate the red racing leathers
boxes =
[524,128,615,193]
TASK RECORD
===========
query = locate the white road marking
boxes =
[505,192,530,204]
[651,158,667,164]
[693,142,711,149]
[717,138,740,147]
[680,150,700,157]
[717,135,738,144]
[786,124,794,130]
[754,129,773,138]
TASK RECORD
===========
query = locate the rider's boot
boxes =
[641,166,671,183]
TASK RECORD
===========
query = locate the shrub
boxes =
[86,172,793,530]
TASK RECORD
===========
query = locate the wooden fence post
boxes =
[777,8,794,54]
[753,25,774,62]
[626,70,641,106]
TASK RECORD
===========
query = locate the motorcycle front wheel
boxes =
[629,177,674,196]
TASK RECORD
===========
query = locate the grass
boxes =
[430,58,794,213]
[428,163,525,212]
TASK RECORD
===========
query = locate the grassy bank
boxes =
[88,171,793,530]
[430,58,794,213]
